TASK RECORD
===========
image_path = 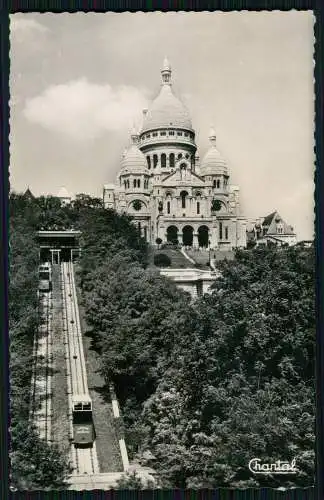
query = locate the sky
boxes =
[9,11,315,240]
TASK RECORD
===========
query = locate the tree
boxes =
[155,238,162,249]
[131,246,314,487]
[115,471,155,489]
[153,253,171,267]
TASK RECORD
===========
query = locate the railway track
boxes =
[61,261,99,475]
[30,289,53,443]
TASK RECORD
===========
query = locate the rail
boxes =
[30,289,53,443]
[61,262,99,475]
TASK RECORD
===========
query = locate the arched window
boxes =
[169,153,175,169]
[180,190,188,209]
[167,201,171,214]
[137,179,141,188]
[127,180,130,188]
[213,180,216,188]
[147,156,151,169]
[124,180,127,189]
[219,222,223,240]
[178,153,183,160]
[153,154,158,168]
[225,227,228,239]
[216,180,220,188]
[197,202,200,214]
[133,179,137,188]
[161,153,166,168]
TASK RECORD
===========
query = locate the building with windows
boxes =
[247,211,297,247]
[103,58,248,249]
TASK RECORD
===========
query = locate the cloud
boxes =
[10,17,49,35]
[23,79,149,141]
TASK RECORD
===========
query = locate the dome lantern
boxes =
[130,125,140,145]
[209,126,217,145]
[161,56,172,86]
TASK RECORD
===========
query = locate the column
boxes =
[178,232,183,246]
[193,233,199,249]
[57,250,61,265]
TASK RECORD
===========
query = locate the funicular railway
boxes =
[32,230,155,487]
[35,230,99,474]
[61,260,100,475]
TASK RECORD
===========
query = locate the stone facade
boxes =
[103,58,248,250]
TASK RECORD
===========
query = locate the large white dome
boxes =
[141,60,193,133]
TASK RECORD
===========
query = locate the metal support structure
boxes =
[50,249,61,265]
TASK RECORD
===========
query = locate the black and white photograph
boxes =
[8,11,315,490]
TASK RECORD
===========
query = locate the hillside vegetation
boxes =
[9,193,315,489]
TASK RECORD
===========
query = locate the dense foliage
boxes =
[115,471,155,489]
[9,194,70,489]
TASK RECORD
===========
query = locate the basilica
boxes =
[103,58,248,250]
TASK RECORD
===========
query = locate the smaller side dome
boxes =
[57,186,71,198]
[200,127,228,176]
[120,129,149,175]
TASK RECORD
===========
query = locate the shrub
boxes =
[154,253,171,267]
